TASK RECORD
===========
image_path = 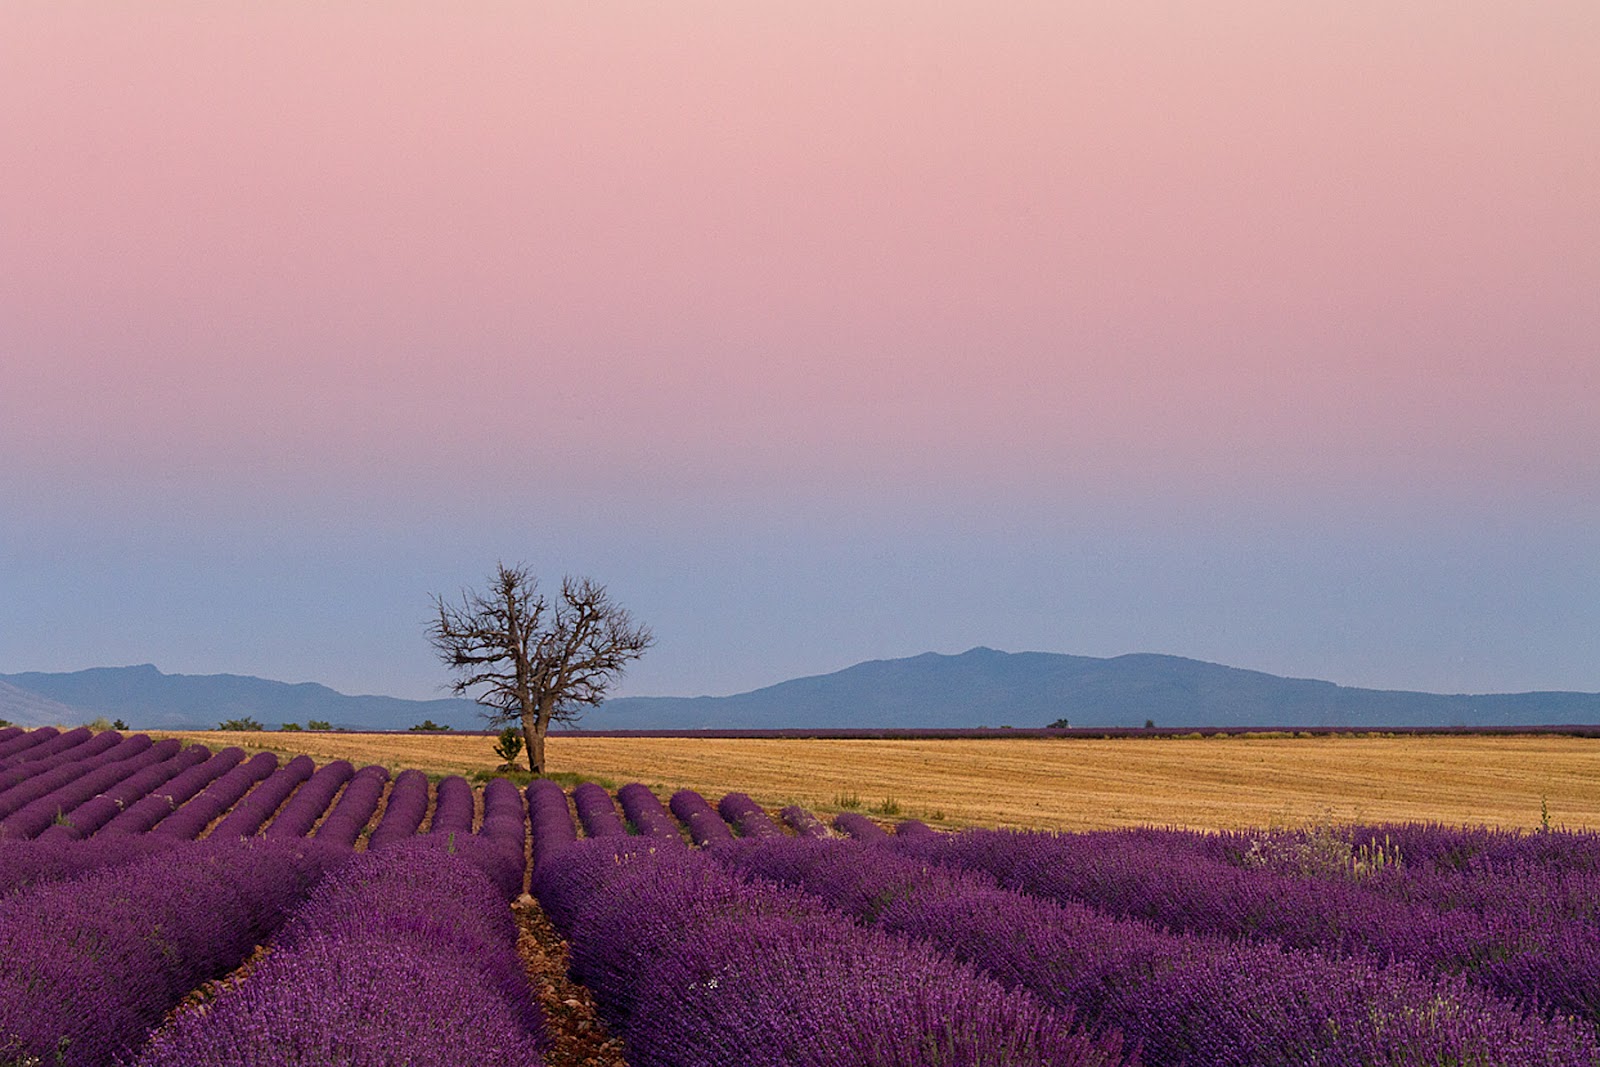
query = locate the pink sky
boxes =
[3,5,1597,700]
[6,4,1596,498]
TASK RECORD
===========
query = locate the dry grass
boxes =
[153,731,1600,832]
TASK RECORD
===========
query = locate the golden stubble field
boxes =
[154,731,1600,833]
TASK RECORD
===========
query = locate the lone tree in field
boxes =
[427,563,653,775]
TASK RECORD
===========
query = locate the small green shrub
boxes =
[1047,718,1071,729]
[869,797,902,817]
[112,719,128,730]
[307,720,332,731]
[492,726,524,766]
[279,722,303,732]
[833,791,862,810]
[217,717,264,732]
[408,719,450,732]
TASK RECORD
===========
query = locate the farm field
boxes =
[158,729,1600,831]
[4,723,1600,1065]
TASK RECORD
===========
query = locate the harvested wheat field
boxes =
[156,731,1600,832]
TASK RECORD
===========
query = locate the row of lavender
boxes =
[531,780,1133,1066]
[7,722,1599,1064]
[0,727,544,1065]
[538,781,1600,1065]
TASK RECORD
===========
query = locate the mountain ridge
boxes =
[4,649,1598,732]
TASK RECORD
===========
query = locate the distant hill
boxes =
[0,665,485,731]
[0,680,92,728]
[5,650,1598,732]
[585,647,1600,730]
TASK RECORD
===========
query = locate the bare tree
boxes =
[428,563,653,775]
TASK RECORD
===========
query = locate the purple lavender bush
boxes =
[0,838,339,1067]
[780,804,832,838]
[833,809,890,842]
[616,782,685,845]
[0,726,59,764]
[895,827,1600,1028]
[428,774,476,836]
[668,788,734,846]
[718,836,1597,1066]
[98,747,246,835]
[527,778,577,878]
[0,729,133,819]
[573,781,630,837]
[0,834,179,897]
[263,759,353,839]
[0,735,165,840]
[366,767,429,848]
[311,764,388,846]
[130,843,547,1067]
[717,791,784,838]
[536,839,1133,1067]
[35,741,204,842]
[0,727,96,786]
[208,754,316,839]
[151,751,279,841]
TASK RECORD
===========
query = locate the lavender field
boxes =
[2,724,1598,1066]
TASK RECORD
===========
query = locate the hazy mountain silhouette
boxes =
[4,650,1598,731]
[0,665,484,731]
[0,680,91,728]
[587,647,1600,729]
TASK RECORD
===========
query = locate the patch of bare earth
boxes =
[513,895,628,1067]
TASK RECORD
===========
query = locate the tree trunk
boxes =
[520,708,543,776]
[527,727,546,776]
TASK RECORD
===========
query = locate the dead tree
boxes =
[427,563,653,775]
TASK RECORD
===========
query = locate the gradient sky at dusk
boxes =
[3,4,1597,707]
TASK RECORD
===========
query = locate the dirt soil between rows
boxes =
[514,895,629,1067]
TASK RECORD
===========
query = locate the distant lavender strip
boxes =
[37,742,206,841]
[669,788,734,846]
[0,736,164,840]
[132,843,546,1067]
[0,838,340,1067]
[264,759,354,839]
[367,768,428,849]
[311,764,388,847]
[780,804,831,838]
[572,782,629,838]
[616,783,684,845]
[428,775,475,836]
[535,839,1129,1067]
[99,747,246,835]
[209,755,316,839]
